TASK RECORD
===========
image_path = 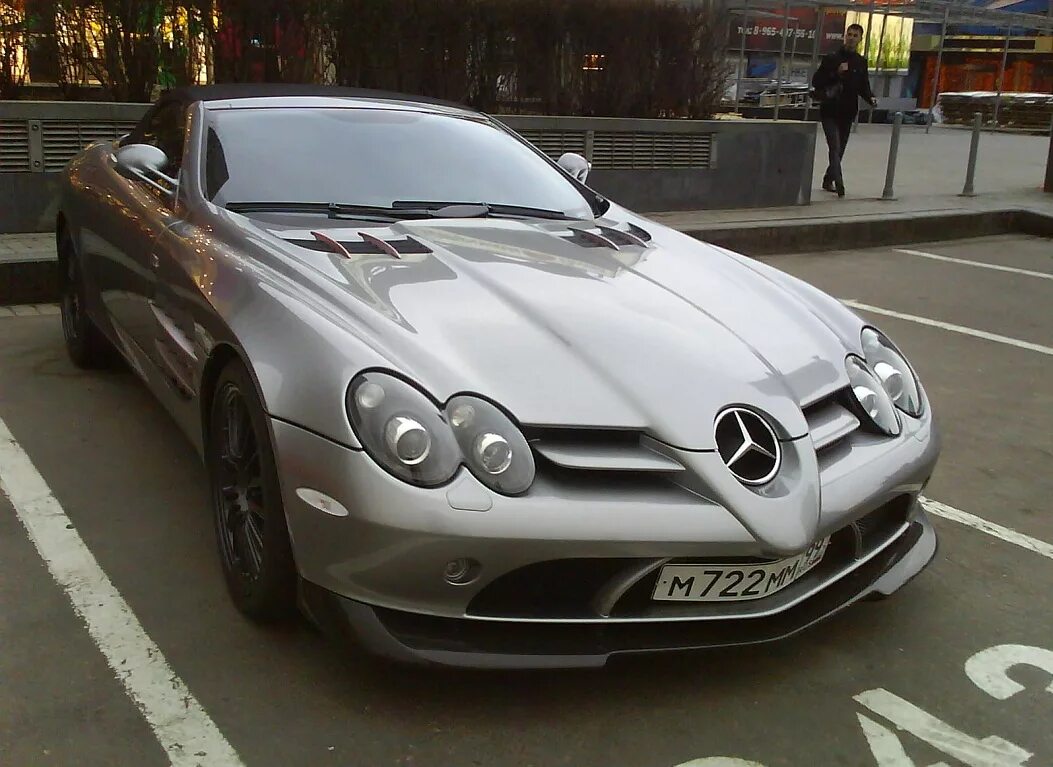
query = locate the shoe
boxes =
[836,183,845,198]
[822,178,836,192]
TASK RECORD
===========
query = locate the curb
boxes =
[0,256,58,307]
[681,208,1053,256]
[2,209,1052,305]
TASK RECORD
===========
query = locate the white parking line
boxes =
[921,496,1053,562]
[894,248,1053,281]
[841,299,1053,357]
[0,416,244,767]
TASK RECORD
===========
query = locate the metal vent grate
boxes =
[592,132,712,169]
[41,120,139,172]
[0,120,31,172]
[517,129,587,160]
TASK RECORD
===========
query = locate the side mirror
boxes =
[557,152,591,183]
[115,143,177,195]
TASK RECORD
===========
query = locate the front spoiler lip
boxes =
[300,512,938,670]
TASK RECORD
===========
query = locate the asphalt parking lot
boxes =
[1,233,1051,767]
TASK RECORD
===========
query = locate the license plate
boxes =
[652,538,831,602]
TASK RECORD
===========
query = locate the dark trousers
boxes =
[821,113,855,188]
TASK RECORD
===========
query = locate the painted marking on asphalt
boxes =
[854,688,1032,766]
[921,497,1053,562]
[841,300,1053,357]
[893,248,1053,281]
[0,416,244,767]
[966,644,1053,701]
[857,714,923,766]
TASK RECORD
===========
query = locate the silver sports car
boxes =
[57,84,940,668]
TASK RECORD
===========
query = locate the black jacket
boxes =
[811,48,875,118]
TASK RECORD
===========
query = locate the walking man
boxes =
[812,23,878,197]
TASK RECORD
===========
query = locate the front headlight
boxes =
[861,328,923,416]
[446,396,535,495]
[347,372,461,487]
[347,372,535,495]
[845,356,901,436]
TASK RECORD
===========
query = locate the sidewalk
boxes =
[0,233,53,264]
[651,122,1053,232]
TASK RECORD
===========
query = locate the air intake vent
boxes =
[0,120,30,172]
[517,129,587,159]
[592,132,712,169]
[803,389,861,453]
[284,236,431,256]
[525,427,685,474]
[41,120,139,172]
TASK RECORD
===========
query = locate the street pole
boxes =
[774,0,791,121]
[960,111,982,197]
[926,4,950,135]
[993,24,1011,128]
[803,7,825,123]
[734,1,749,114]
[882,112,903,200]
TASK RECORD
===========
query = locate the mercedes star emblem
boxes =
[714,408,782,485]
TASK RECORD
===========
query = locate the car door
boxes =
[90,101,187,368]
[145,119,234,448]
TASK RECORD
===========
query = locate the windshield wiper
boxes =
[225,201,409,223]
[391,201,577,220]
[226,200,579,222]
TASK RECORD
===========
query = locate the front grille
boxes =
[803,388,861,453]
[465,496,915,622]
[374,522,923,658]
[525,427,686,477]
[468,558,638,619]
[852,494,913,554]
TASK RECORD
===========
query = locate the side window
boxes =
[139,102,187,173]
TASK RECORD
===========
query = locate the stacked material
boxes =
[938,92,1053,131]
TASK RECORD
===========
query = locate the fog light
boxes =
[443,557,480,585]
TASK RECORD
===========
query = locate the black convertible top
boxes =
[155,83,473,112]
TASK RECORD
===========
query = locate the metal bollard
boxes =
[881,112,903,200]
[960,112,982,197]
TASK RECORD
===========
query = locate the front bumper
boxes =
[301,510,936,668]
[270,413,940,668]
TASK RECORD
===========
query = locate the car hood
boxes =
[262,214,858,450]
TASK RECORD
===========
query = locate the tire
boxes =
[207,358,298,622]
[59,229,113,369]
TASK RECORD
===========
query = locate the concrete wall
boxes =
[499,115,816,212]
[1,102,817,232]
[1,101,149,233]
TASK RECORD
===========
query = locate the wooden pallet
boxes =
[938,92,1053,131]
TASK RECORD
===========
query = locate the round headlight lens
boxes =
[846,356,901,436]
[384,416,432,466]
[475,433,513,475]
[861,328,922,416]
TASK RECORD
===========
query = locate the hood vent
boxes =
[562,223,652,250]
[626,223,652,242]
[283,234,432,257]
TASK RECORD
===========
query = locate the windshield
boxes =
[202,107,597,219]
